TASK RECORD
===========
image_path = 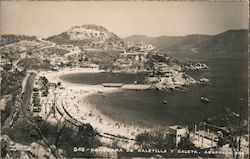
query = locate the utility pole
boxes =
[52,86,57,117]
[202,122,205,148]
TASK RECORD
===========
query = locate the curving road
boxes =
[21,72,37,117]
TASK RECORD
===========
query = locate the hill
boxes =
[0,34,37,46]
[47,24,125,50]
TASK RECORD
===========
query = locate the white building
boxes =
[71,46,81,54]
[0,59,9,66]
[61,44,74,51]
[141,44,155,51]
[127,41,134,47]
[20,52,27,59]
[169,125,188,147]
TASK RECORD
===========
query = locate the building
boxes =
[71,46,81,54]
[20,53,27,59]
[154,62,168,69]
[61,44,75,51]
[169,125,188,147]
[127,41,135,47]
[190,124,218,149]
[120,52,147,61]
[140,44,155,52]
[0,58,9,66]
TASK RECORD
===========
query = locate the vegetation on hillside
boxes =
[1,67,25,96]
[1,34,37,46]
[47,24,125,49]
[135,129,171,149]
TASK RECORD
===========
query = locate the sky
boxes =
[0,1,248,38]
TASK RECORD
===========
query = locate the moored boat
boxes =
[163,100,168,104]
[200,97,210,103]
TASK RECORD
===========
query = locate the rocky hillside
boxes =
[47,24,125,50]
[124,29,248,53]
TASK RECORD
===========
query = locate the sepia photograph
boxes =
[0,1,249,158]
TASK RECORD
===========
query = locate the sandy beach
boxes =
[37,68,150,144]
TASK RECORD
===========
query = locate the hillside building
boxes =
[169,125,188,147]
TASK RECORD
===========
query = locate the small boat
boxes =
[200,97,210,103]
[239,97,244,101]
[163,100,168,104]
[199,77,209,83]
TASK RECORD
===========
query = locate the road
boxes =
[21,72,37,117]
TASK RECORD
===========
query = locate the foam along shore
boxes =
[38,68,150,141]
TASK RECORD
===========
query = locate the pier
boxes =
[102,83,124,87]
[102,83,150,90]
[121,84,151,90]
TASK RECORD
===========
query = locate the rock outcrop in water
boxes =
[181,62,209,71]
[112,51,205,91]
[142,54,199,91]
[146,68,197,91]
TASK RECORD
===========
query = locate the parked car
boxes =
[33,108,41,112]
[33,88,39,92]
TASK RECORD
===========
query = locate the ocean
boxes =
[60,54,248,127]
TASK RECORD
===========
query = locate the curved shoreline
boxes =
[39,68,150,140]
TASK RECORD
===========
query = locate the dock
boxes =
[102,83,124,87]
[122,84,151,90]
[102,83,151,90]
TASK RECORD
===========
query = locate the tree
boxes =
[57,82,61,87]
[178,135,195,149]
[136,132,152,148]
[217,136,227,147]
[3,64,12,71]
[136,130,170,149]
[75,123,100,148]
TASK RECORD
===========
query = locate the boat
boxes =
[199,77,209,83]
[163,100,168,104]
[200,97,210,103]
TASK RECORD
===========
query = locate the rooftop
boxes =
[169,125,185,130]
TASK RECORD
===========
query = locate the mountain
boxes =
[165,35,212,52]
[124,35,184,50]
[124,29,248,53]
[47,24,125,49]
[124,34,212,52]
[195,29,248,53]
